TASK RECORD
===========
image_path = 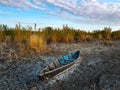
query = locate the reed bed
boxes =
[0,24,120,53]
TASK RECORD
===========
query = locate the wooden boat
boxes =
[39,50,80,80]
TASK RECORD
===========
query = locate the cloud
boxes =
[45,0,120,25]
[0,0,44,10]
[0,0,120,25]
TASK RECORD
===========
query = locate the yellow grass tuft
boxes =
[29,35,46,51]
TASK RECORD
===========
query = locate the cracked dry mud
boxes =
[0,41,120,90]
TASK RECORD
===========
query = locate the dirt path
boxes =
[0,41,120,90]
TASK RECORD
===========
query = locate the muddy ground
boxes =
[0,41,120,90]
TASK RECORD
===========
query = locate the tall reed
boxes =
[0,24,120,47]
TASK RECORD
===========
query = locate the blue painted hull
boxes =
[58,51,80,65]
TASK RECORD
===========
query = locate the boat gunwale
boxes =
[40,57,80,76]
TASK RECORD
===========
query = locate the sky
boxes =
[0,0,120,31]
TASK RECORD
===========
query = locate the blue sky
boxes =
[0,0,120,31]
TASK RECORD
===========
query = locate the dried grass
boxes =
[103,40,115,46]
[28,35,47,52]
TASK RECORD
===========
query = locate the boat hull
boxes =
[39,51,80,80]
